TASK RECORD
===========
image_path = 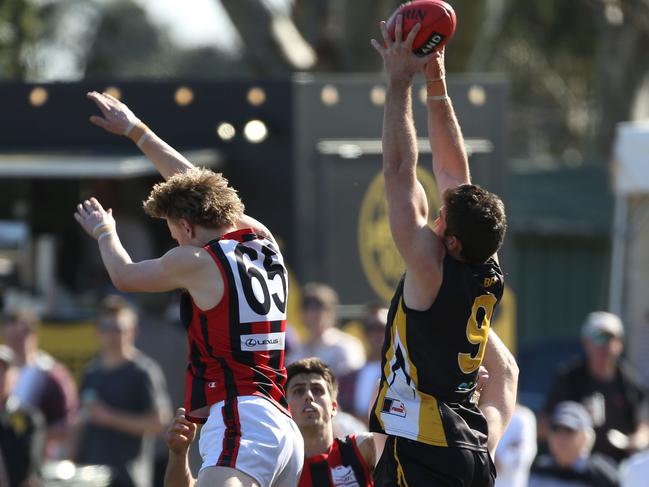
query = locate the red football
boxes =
[386,0,457,56]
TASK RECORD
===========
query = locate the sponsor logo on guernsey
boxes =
[483,276,499,287]
[330,465,360,487]
[456,380,476,393]
[208,382,218,388]
[240,332,285,351]
[382,397,407,418]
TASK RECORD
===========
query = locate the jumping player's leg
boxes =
[199,397,303,487]
[197,466,259,487]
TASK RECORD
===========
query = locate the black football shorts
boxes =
[373,435,496,487]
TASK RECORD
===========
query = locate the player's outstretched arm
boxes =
[74,197,209,293]
[87,91,273,239]
[87,91,194,180]
[371,18,444,306]
[423,50,470,197]
[478,330,519,458]
[164,408,197,487]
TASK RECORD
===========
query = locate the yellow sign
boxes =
[38,321,99,383]
[358,168,440,301]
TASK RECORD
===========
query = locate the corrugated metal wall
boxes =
[513,234,610,344]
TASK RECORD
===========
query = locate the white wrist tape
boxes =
[124,120,136,136]
[136,130,151,148]
[92,223,116,239]
[97,231,115,241]
[93,222,107,235]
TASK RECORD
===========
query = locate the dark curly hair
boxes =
[443,184,506,264]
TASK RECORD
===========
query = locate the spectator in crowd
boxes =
[164,357,377,487]
[1,307,78,458]
[530,401,619,487]
[290,283,366,376]
[621,449,649,487]
[495,402,537,487]
[338,304,388,422]
[74,295,171,487]
[0,344,44,487]
[543,311,649,463]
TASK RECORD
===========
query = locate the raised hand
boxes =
[422,46,446,82]
[74,197,116,240]
[86,91,141,136]
[371,15,437,83]
[165,408,197,455]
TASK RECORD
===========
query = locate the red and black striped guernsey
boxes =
[299,435,372,487]
[181,228,290,423]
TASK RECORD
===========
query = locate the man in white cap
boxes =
[543,311,649,463]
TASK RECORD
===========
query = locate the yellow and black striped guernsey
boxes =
[369,254,504,452]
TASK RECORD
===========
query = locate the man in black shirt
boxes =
[75,296,171,487]
[543,311,649,463]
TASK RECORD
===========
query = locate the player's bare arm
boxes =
[164,408,197,487]
[478,330,519,458]
[372,17,445,309]
[87,91,193,179]
[87,92,275,243]
[423,50,470,198]
[74,198,223,308]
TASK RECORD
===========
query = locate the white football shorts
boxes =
[199,395,304,487]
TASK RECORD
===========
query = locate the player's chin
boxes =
[300,412,322,424]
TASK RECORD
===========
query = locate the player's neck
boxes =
[195,225,236,246]
[446,247,464,261]
[303,426,335,458]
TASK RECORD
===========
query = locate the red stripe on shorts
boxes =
[217,398,241,468]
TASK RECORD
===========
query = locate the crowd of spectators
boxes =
[494,310,649,487]
[1,281,648,487]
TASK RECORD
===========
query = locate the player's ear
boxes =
[178,218,194,238]
[445,235,461,253]
[331,399,338,418]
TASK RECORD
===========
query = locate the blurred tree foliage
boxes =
[84,1,170,78]
[2,0,648,162]
[228,0,649,161]
[85,0,250,78]
[467,0,649,161]
[0,0,40,78]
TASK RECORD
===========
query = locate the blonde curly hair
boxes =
[143,168,244,228]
